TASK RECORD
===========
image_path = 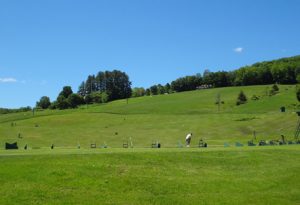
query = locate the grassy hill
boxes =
[0,84,299,148]
[1,84,300,204]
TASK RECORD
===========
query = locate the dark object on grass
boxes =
[279,135,286,145]
[198,139,207,148]
[269,140,277,145]
[248,140,256,146]
[259,140,267,146]
[280,106,285,112]
[24,144,27,150]
[100,143,108,148]
[151,141,160,148]
[5,142,18,149]
[123,141,128,148]
[235,142,243,147]
[51,144,54,149]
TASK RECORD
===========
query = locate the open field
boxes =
[0,85,299,148]
[1,85,300,204]
[0,146,299,205]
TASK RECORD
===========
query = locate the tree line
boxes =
[36,70,132,110]
[0,107,32,114]
[132,55,300,97]
[35,55,300,109]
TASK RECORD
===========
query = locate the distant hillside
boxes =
[1,84,299,148]
[0,107,32,114]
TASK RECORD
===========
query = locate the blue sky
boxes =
[1,0,300,108]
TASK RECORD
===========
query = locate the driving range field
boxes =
[0,85,300,204]
[0,147,299,205]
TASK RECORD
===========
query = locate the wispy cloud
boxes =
[0,78,17,83]
[233,47,243,53]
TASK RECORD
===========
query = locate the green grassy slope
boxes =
[0,85,299,148]
[1,85,300,205]
[0,147,299,205]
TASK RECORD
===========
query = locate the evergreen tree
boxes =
[236,91,247,105]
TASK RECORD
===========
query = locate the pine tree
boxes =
[236,91,247,105]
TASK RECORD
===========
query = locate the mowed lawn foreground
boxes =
[0,146,299,205]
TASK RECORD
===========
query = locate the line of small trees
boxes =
[0,107,32,114]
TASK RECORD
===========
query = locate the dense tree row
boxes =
[145,55,300,94]
[78,70,131,101]
[35,70,132,110]
[33,55,300,110]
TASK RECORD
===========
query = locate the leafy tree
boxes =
[101,92,108,103]
[236,91,247,105]
[59,86,73,98]
[132,87,146,97]
[91,92,102,103]
[56,95,69,109]
[67,94,84,108]
[164,83,171,93]
[145,88,151,96]
[84,94,93,104]
[157,84,165,94]
[36,96,51,109]
[150,85,158,95]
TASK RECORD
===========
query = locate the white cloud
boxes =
[234,47,243,53]
[0,78,17,83]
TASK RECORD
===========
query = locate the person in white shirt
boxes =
[186,133,192,147]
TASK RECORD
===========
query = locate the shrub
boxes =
[236,91,247,105]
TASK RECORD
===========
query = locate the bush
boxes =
[272,84,279,92]
[236,91,247,105]
[269,84,279,96]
